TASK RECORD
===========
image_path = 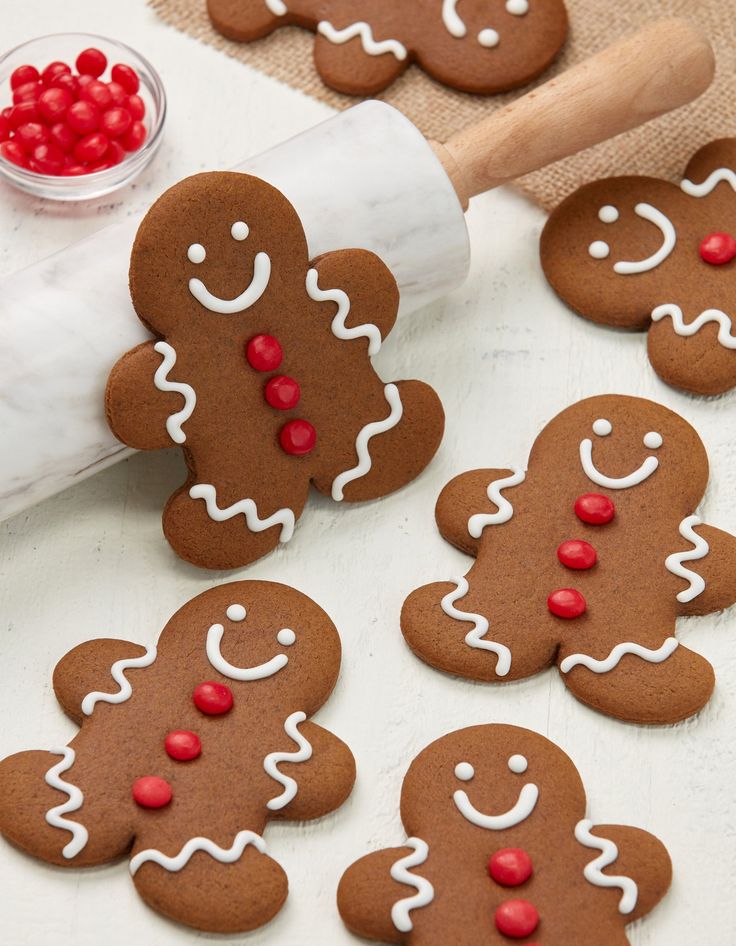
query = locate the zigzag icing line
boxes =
[81,644,157,715]
[560,637,679,674]
[441,576,511,676]
[317,21,408,60]
[305,268,382,356]
[189,484,295,541]
[651,304,736,350]
[681,167,736,197]
[44,747,89,859]
[574,819,638,914]
[130,829,267,875]
[664,514,710,603]
[390,837,435,932]
[468,468,526,538]
[153,341,197,444]
[264,711,313,811]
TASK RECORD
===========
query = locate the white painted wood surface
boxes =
[1,2,735,944]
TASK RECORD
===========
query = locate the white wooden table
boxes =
[1,2,735,943]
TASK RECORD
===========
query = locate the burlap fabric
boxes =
[149,0,735,209]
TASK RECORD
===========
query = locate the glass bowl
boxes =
[0,32,166,201]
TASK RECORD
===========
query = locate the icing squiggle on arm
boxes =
[441,577,511,676]
[81,644,157,715]
[263,711,313,811]
[560,638,678,674]
[44,747,89,859]
[664,514,709,603]
[305,268,381,356]
[153,342,196,445]
[681,167,736,197]
[189,484,295,542]
[468,468,525,538]
[317,21,407,60]
[574,819,638,914]
[651,305,736,350]
[390,838,435,933]
[130,830,266,875]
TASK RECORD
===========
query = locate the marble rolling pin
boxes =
[0,18,714,519]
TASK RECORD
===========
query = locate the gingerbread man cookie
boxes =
[207,0,568,95]
[402,395,736,724]
[105,172,444,569]
[541,139,736,396]
[338,724,671,944]
[0,581,355,933]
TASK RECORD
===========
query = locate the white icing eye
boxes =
[592,418,612,437]
[455,761,475,781]
[598,205,620,224]
[231,221,249,241]
[643,431,663,449]
[588,240,610,259]
[187,243,206,264]
[478,28,500,47]
[507,754,528,774]
[226,604,246,622]
[277,628,296,646]
[506,0,529,13]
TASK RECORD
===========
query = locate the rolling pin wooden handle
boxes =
[432,17,715,207]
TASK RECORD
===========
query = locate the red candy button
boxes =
[193,681,233,715]
[246,334,283,372]
[280,419,317,456]
[699,231,736,266]
[574,493,615,525]
[547,588,587,619]
[557,539,597,570]
[488,848,533,887]
[265,375,301,410]
[75,47,107,78]
[495,899,539,938]
[132,775,172,809]
[165,730,202,761]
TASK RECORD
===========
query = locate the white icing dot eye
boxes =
[277,628,296,646]
[508,754,528,774]
[506,0,529,13]
[187,243,206,264]
[226,604,246,622]
[478,28,500,47]
[643,431,663,449]
[231,221,249,241]
[592,418,612,437]
[588,240,610,260]
[455,761,475,781]
[598,205,620,224]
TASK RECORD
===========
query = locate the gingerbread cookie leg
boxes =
[435,468,526,557]
[206,0,292,42]
[313,26,409,96]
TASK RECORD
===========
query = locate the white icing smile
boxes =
[579,417,662,490]
[206,605,296,681]
[452,756,539,829]
[186,222,271,314]
[588,203,677,275]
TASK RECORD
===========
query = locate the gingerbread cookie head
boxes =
[0,581,355,933]
[541,139,736,395]
[106,171,444,570]
[338,724,671,944]
[207,0,569,96]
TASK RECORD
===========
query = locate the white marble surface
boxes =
[2,2,736,945]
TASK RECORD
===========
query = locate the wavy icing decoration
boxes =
[467,468,526,539]
[390,838,435,933]
[331,384,403,501]
[651,304,736,350]
[560,637,679,674]
[81,644,157,715]
[305,268,382,356]
[44,747,89,859]
[206,623,289,681]
[317,20,407,60]
[441,577,511,676]
[130,829,267,875]
[189,484,296,541]
[263,711,313,811]
[188,252,271,314]
[453,783,539,830]
[613,203,676,275]
[574,819,638,914]
[664,514,709,603]
[153,342,197,445]
[681,167,736,197]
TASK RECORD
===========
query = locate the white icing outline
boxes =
[574,819,638,914]
[579,420,660,490]
[390,838,435,933]
[81,644,157,716]
[188,252,271,314]
[189,484,295,542]
[305,268,382,356]
[331,384,403,501]
[130,829,267,875]
[317,21,407,60]
[612,204,676,275]
[560,637,679,674]
[664,515,709,603]
[453,781,539,830]
[264,711,312,811]
[44,747,89,859]
[206,623,291,681]
[651,304,736,350]
[265,0,287,15]
[152,341,197,445]
[681,167,736,197]
[441,577,511,676]
[467,468,525,539]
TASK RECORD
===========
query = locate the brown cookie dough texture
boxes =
[105,171,444,569]
[207,0,568,95]
[338,724,671,945]
[541,138,736,396]
[0,581,355,933]
[401,394,736,724]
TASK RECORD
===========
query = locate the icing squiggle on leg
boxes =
[263,711,313,811]
[574,819,638,914]
[317,21,408,60]
[651,305,736,350]
[560,638,678,674]
[81,645,158,716]
[44,747,89,859]
[130,830,267,875]
[153,342,197,445]
[441,577,512,676]
[664,514,709,602]
[189,484,296,542]
[468,468,526,538]
[305,268,382,355]
[390,838,435,932]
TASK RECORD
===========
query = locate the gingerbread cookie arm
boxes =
[106,341,190,450]
[669,523,736,617]
[435,468,524,557]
